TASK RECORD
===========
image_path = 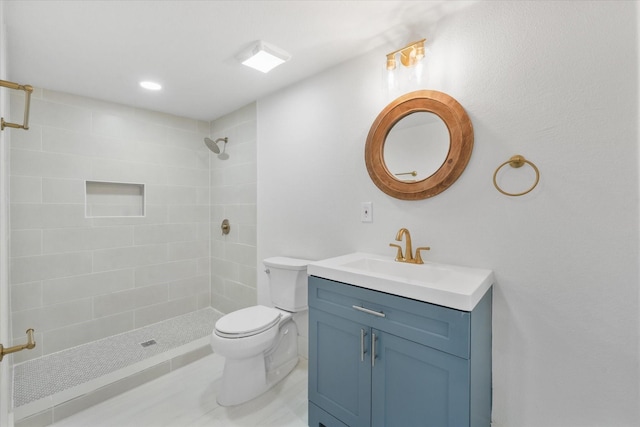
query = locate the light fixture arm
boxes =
[386,38,426,70]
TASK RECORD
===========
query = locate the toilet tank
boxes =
[264,257,310,312]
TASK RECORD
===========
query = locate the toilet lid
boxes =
[215,305,282,338]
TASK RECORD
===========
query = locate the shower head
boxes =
[204,137,227,154]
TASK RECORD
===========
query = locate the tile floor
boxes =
[50,353,309,427]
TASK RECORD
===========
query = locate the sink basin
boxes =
[307,252,493,311]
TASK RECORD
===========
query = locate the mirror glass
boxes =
[383,112,450,182]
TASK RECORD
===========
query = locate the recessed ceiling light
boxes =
[139,81,162,91]
[238,41,290,73]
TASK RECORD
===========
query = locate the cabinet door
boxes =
[371,330,470,427]
[309,308,371,427]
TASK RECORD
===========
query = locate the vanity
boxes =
[306,253,493,427]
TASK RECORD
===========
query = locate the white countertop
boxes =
[307,252,494,311]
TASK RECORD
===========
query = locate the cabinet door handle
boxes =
[352,305,386,318]
[360,329,367,362]
[371,332,377,367]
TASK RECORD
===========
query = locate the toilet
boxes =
[210,257,309,406]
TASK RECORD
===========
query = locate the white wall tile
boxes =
[30,98,92,132]
[42,178,84,203]
[42,312,133,355]
[93,283,169,318]
[91,111,129,139]
[165,185,199,205]
[224,163,256,186]
[167,205,208,223]
[10,176,42,203]
[134,259,198,287]
[41,204,90,228]
[91,289,134,318]
[41,127,95,156]
[133,224,197,245]
[11,252,93,284]
[92,244,168,272]
[197,258,210,276]
[11,149,92,179]
[12,298,92,336]
[238,265,257,288]
[223,280,256,309]
[90,158,167,185]
[209,104,257,313]
[90,205,168,227]
[43,226,133,253]
[196,187,209,205]
[42,89,136,117]
[134,296,198,328]
[143,185,167,205]
[211,258,238,280]
[11,229,42,257]
[9,122,42,151]
[121,119,170,145]
[232,183,257,204]
[237,224,257,246]
[10,281,42,312]
[10,203,43,230]
[167,275,209,300]
[224,203,256,225]
[131,284,169,308]
[163,166,208,187]
[42,269,134,305]
[167,240,208,262]
[133,109,200,133]
[225,242,256,267]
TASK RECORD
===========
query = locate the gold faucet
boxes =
[389,228,430,264]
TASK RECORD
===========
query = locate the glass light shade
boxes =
[386,55,397,70]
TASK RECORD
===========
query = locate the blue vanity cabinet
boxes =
[308,307,371,427]
[370,329,470,426]
[308,275,492,427]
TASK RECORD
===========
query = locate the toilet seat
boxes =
[215,305,282,338]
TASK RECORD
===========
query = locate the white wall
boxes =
[258,1,639,425]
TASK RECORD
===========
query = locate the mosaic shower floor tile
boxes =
[13,308,219,408]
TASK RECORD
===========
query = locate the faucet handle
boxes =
[389,243,404,261]
[414,247,431,264]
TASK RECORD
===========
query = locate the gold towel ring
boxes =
[493,155,539,196]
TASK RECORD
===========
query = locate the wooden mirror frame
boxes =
[365,90,473,200]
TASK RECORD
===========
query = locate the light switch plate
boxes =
[361,202,373,222]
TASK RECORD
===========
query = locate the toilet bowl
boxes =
[210,257,309,406]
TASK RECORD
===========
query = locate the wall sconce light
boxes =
[238,40,291,73]
[386,38,426,70]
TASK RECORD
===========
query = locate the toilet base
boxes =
[216,319,299,406]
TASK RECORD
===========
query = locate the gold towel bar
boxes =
[0,79,33,131]
[0,329,36,362]
[493,155,540,196]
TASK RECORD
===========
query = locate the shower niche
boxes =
[85,180,145,217]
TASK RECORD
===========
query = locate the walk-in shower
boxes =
[204,137,229,160]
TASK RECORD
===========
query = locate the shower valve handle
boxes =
[221,219,230,235]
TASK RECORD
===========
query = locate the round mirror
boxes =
[365,90,473,200]
[383,111,451,182]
